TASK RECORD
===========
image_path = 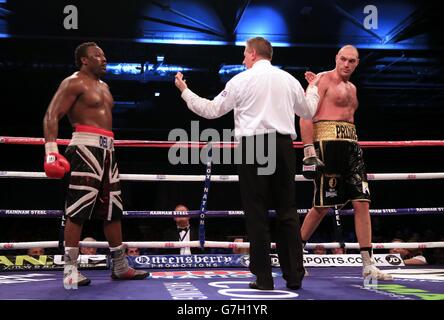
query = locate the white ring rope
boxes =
[2,241,444,250]
[1,171,444,181]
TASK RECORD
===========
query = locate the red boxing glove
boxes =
[44,142,70,178]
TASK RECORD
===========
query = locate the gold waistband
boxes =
[313,121,358,142]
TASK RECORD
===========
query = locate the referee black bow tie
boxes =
[178,227,189,232]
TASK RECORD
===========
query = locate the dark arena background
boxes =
[0,0,443,312]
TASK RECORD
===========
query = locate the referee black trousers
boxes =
[237,133,305,287]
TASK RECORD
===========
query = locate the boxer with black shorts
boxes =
[300,45,393,280]
[43,42,148,287]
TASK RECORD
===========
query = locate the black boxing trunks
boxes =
[312,121,371,208]
[64,125,123,222]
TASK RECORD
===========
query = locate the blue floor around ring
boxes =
[1,266,443,301]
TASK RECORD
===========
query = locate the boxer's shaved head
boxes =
[338,45,359,59]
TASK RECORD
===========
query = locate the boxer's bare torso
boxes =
[313,70,358,123]
[65,72,114,130]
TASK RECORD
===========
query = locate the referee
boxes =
[175,37,320,290]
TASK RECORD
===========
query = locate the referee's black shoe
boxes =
[249,281,274,290]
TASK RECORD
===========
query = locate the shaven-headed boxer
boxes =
[300,45,393,280]
[43,42,149,287]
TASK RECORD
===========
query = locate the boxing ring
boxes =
[1,136,444,301]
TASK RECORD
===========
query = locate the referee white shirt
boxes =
[180,59,319,140]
